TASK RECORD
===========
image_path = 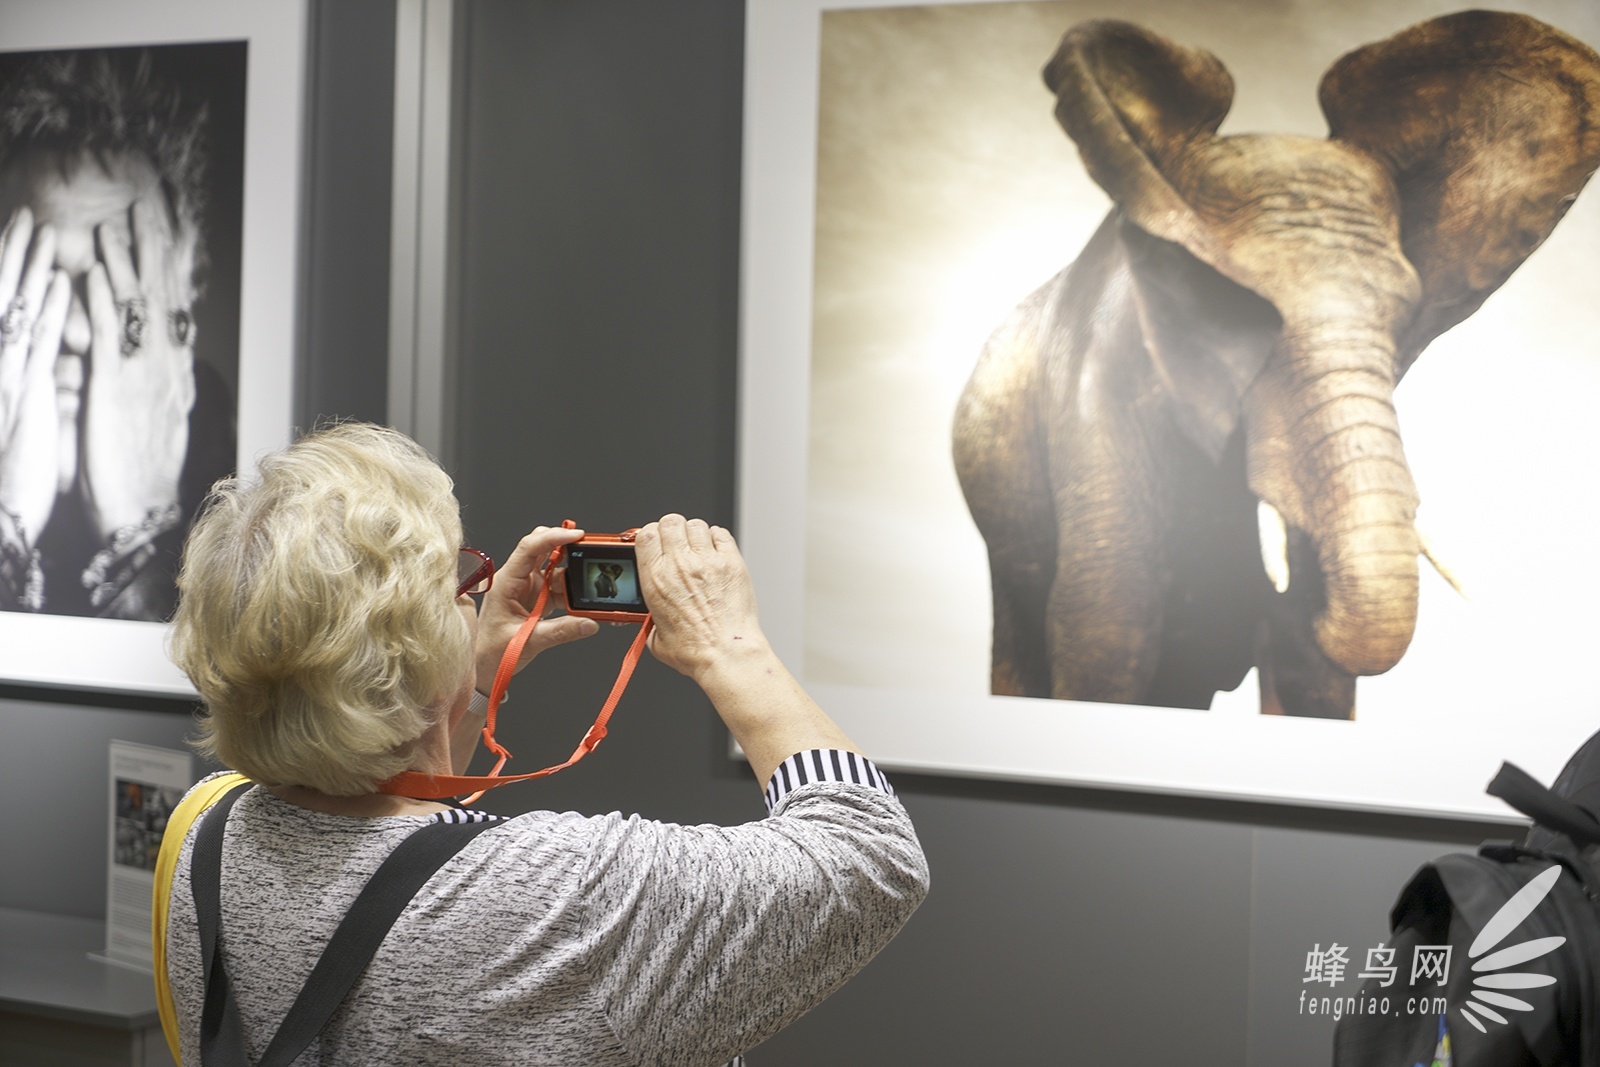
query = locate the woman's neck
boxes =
[265,784,451,818]
[263,713,463,817]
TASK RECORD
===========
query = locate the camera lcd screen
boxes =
[564,544,648,614]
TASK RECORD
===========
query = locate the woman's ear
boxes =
[1320,10,1600,373]
[443,663,477,732]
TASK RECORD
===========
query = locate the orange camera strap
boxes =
[379,544,652,803]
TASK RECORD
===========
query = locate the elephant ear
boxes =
[1047,22,1274,458]
[1046,21,1246,284]
[1321,11,1600,374]
[1119,219,1283,462]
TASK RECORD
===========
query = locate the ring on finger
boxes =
[169,307,195,348]
[118,298,147,356]
[0,298,29,346]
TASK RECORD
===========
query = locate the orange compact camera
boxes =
[563,531,649,623]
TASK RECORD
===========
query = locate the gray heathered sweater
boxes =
[164,755,927,1066]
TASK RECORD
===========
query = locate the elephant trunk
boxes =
[1249,326,1419,677]
[1313,452,1419,677]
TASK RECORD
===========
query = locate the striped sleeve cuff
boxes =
[430,807,506,825]
[763,749,895,814]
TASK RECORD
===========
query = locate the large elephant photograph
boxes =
[743,0,1600,813]
[951,12,1600,719]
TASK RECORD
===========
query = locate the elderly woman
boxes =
[161,422,927,1066]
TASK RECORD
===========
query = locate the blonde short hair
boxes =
[170,423,471,795]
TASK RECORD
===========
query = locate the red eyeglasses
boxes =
[457,547,494,598]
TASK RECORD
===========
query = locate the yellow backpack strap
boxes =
[153,772,251,1064]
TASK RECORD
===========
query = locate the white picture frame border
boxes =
[737,0,1599,821]
[0,0,306,698]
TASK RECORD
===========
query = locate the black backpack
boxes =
[1333,731,1600,1067]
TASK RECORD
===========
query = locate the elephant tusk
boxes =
[1257,499,1290,594]
[1417,527,1468,601]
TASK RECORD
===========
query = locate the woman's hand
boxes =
[635,514,767,682]
[0,207,71,545]
[472,524,599,693]
[80,198,197,542]
[637,514,859,784]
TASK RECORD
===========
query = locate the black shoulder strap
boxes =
[191,787,501,1066]
[1488,761,1600,848]
[252,818,501,1067]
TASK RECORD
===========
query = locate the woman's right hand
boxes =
[636,514,768,681]
[472,524,599,693]
[0,206,71,544]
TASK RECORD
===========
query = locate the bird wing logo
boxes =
[1456,865,1566,1034]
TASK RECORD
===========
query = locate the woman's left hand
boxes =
[81,199,197,543]
[473,524,598,693]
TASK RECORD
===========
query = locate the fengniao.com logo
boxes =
[1298,865,1565,1038]
[1454,865,1564,1033]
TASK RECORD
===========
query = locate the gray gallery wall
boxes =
[0,2,1533,1065]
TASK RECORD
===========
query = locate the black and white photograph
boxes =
[0,41,243,623]
[0,0,303,695]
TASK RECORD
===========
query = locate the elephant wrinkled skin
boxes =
[952,12,1600,718]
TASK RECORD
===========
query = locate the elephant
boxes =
[952,12,1600,718]
[593,562,624,600]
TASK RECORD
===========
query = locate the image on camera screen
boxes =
[584,559,640,603]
